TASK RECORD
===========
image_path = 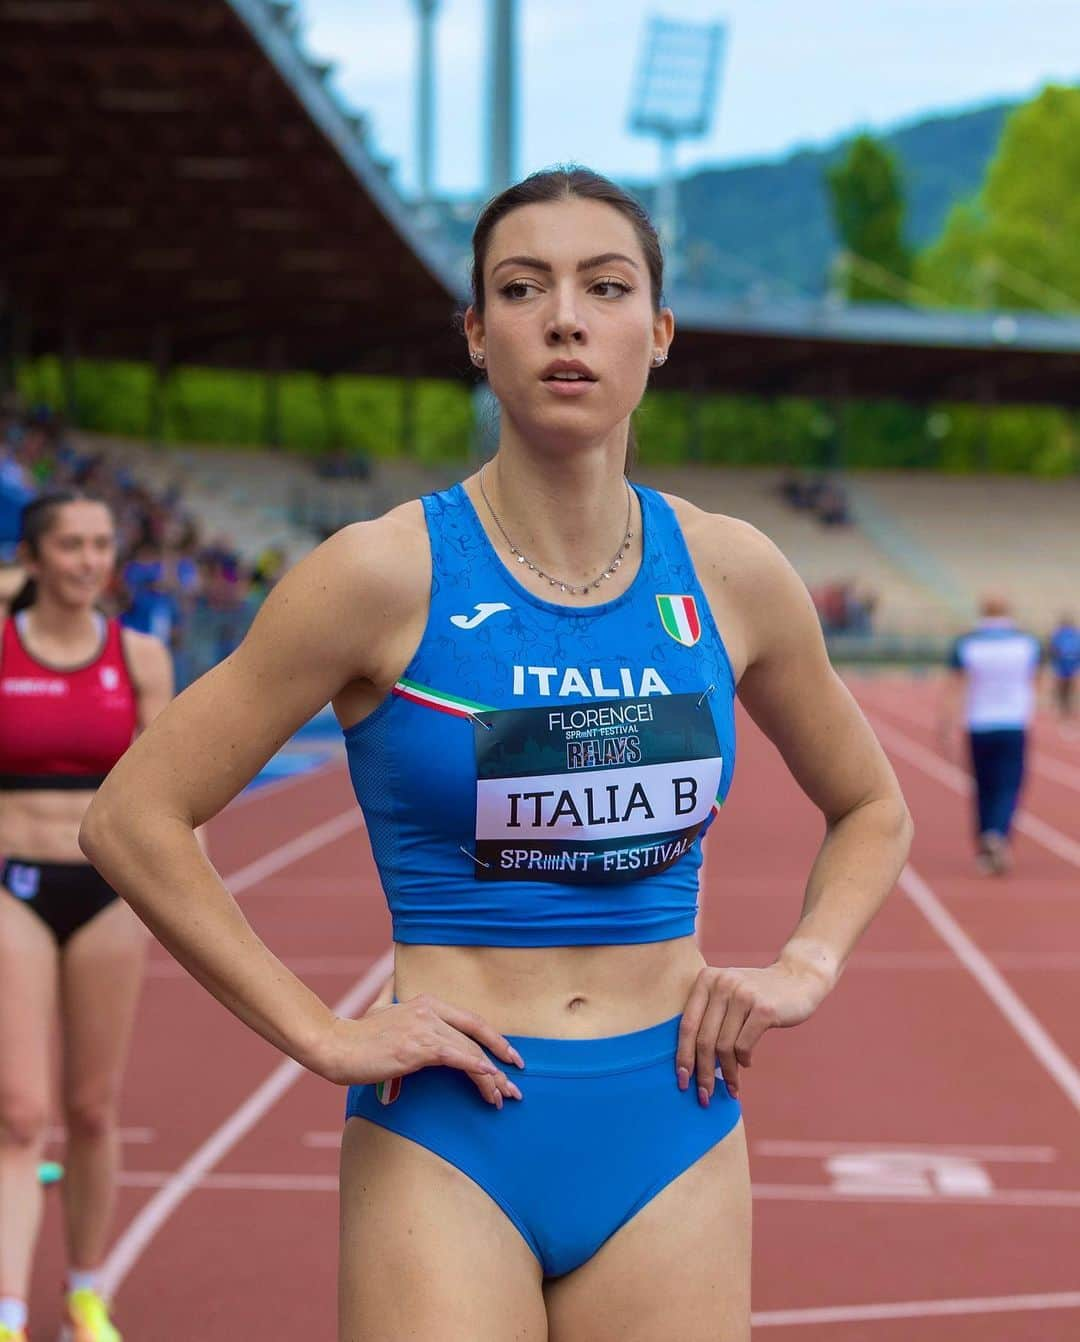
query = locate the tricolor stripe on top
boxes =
[393,678,493,719]
[656,595,702,647]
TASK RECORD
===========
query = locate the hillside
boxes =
[655,100,1011,296]
[432,98,1015,299]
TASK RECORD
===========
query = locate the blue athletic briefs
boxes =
[344,481,737,948]
[345,1014,742,1277]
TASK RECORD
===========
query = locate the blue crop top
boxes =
[344,481,737,947]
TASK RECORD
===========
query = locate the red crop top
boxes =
[0,613,138,789]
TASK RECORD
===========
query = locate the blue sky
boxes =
[300,1,1080,197]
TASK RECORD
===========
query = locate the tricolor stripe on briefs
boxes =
[392,678,493,719]
[375,1077,401,1106]
[656,595,701,647]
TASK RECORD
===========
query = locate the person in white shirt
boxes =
[941,594,1042,874]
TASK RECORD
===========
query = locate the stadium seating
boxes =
[634,466,959,639]
[852,471,1080,634]
[81,441,1076,646]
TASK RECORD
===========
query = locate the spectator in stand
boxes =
[188,539,250,678]
[1048,612,1080,725]
[251,545,286,601]
[0,406,257,681]
[120,529,181,647]
[0,439,36,563]
[816,477,850,527]
[844,583,877,636]
[778,469,806,509]
[941,594,1042,875]
[816,580,848,635]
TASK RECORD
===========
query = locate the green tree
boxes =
[826,134,912,301]
[919,85,1080,310]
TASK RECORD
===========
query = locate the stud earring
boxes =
[471,350,486,367]
[652,352,667,367]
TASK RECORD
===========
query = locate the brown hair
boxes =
[470,165,665,314]
[11,490,112,614]
[470,166,664,471]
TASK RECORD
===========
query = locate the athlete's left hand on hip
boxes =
[675,961,831,1107]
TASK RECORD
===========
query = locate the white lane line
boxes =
[989,951,1080,969]
[753,1290,1080,1328]
[751,1184,1080,1207]
[109,1171,1080,1207]
[227,810,361,895]
[224,756,343,810]
[117,1171,339,1192]
[755,1140,1056,1162]
[102,946,393,1297]
[47,1127,156,1146]
[145,955,373,980]
[868,714,1080,872]
[710,949,1080,970]
[1034,754,1080,792]
[859,690,1080,794]
[901,864,1080,1115]
[302,1131,342,1149]
[236,876,384,902]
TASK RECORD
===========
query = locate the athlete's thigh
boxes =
[59,898,147,1108]
[0,891,58,1125]
[339,1116,548,1342]
[545,1119,751,1342]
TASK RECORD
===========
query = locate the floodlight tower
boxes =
[629,17,726,278]
[487,0,519,193]
[413,0,442,206]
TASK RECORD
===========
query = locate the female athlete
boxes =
[81,169,912,1341]
[0,492,172,1342]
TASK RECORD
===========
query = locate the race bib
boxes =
[473,693,722,883]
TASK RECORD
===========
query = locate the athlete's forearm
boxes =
[778,793,912,988]
[79,804,334,1072]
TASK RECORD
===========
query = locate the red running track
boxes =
[26,677,1080,1339]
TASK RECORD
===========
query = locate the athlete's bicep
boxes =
[734,535,899,824]
[97,523,401,826]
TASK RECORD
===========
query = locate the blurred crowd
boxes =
[809,578,879,637]
[0,403,285,686]
[778,470,851,526]
[776,470,876,635]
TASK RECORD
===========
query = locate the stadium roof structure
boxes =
[666,294,1080,406]
[4,0,1080,406]
[2,0,468,379]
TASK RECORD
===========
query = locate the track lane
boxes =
[700,692,1080,1336]
[28,680,1080,1340]
[28,763,389,1338]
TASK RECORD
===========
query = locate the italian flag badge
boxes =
[656,594,701,647]
[375,1077,402,1106]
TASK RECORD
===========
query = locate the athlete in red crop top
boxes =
[0,492,172,1342]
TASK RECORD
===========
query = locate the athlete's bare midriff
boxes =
[394,935,708,1037]
[0,789,92,863]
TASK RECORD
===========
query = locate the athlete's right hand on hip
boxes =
[320,995,524,1108]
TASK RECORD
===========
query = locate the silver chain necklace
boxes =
[478,465,634,596]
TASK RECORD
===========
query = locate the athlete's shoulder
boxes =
[657,489,823,674]
[266,500,431,654]
[119,624,172,687]
[323,498,430,604]
[657,489,795,587]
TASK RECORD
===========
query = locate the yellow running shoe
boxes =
[60,1289,121,1342]
[0,1325,27,1342]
